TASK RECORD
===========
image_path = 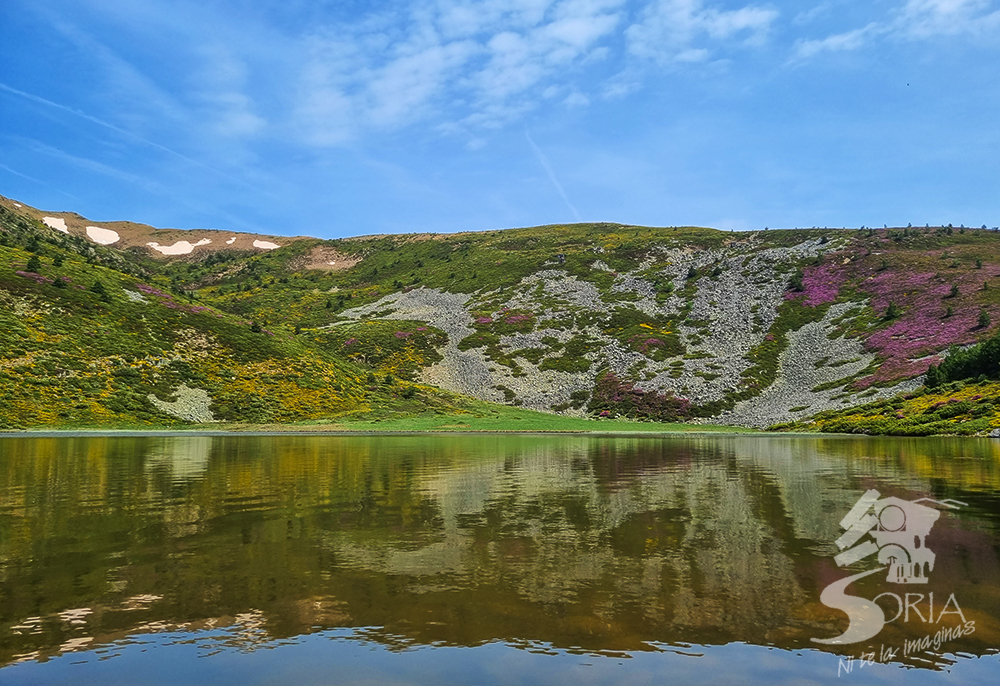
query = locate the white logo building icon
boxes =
[834,490,958,584]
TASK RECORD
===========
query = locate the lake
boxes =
[1,433,998,685]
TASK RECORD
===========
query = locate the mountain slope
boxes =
[3,193,1000,433]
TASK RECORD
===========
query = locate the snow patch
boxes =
[147,239,212,255]
[42,217,69,234]
[226,236,237,245]
[253,240,280,250]
[14,203,21,208]
[86,226,120,245]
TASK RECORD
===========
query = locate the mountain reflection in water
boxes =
[1,434,999,684]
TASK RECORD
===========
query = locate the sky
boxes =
[1,0,998,238]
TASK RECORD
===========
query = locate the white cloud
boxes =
[791,22,882,60]
[793,2,834,25]
[191,47,266,138]
[293,0,625,143]
[895,0,1000,38]
[626,0,779,64]
[674,47,711,62]
[792,0,1000,62]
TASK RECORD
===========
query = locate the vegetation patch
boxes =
[772,379,1000,436]
[604,307,685,361]
[538,334,596,373]
[587,371,691,422]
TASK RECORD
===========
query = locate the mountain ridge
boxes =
[3,192,1000,434]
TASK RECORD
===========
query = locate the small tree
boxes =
[948,284,960,298]
[53,255,63,267]
[944,305,954,318]
[250,321,262,333]
[884,302,900,320]
[978,309,991,329]
[925,364,942,388]
[789,269,804,292]
[52,277,68,289]
[90,279,110,302]
[976,258,983,269]
[26,254,42,272]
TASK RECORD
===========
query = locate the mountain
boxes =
[3,193,1000,434]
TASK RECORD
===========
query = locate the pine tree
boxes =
[789,269,804,292]
[925,364,941,388]
[90,280,111,302]
[26,254,42,272]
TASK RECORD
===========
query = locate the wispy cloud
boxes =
[295,0,626,144]
[895,0,1000,38]
[791,22,882,60]
[626,0,779,64]
[0,82,270,195]
[792,0,1000,61]
[525,130,582,221]
[22,138,170,194]
[793,2,834,25]
[0,161,46,185]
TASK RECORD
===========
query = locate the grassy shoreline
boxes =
[0,400,762,435]
[0,420,761,436]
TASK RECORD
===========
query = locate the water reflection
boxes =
[1,434,999,679]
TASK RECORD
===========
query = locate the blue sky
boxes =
[1,0,998,238]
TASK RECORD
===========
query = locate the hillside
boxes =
[3,193,1000,433]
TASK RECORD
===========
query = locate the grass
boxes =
[8,399,756,434]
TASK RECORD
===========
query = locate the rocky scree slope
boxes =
[3,195,1000,432]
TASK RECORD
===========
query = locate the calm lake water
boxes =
[1,433,999,685]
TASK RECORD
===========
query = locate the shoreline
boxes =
[0,429,770,438]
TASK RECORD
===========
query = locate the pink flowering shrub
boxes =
[848,259,1000,387]
[15,271,53,285]
[789,261,848,306]
[471,310,535,334]
[136,283,171,298]
[628,334,664,354]
[504,314,532,324]
[588,371,691,421]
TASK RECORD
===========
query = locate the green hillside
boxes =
[3,196,1000,435]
